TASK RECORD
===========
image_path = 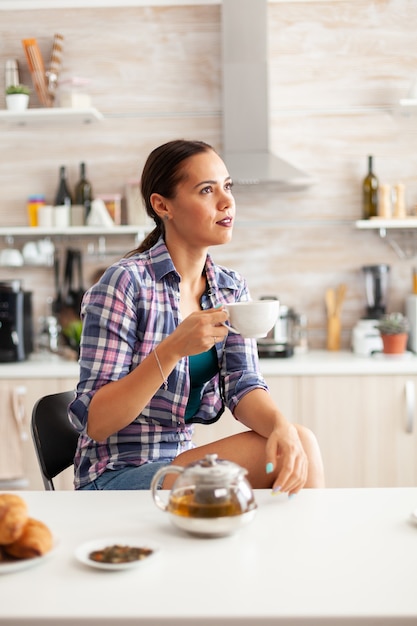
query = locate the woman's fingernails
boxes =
[266,462,274,474]
[272,486,281,495]
[288,493,296,500]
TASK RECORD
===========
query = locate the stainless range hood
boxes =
[221,0,314,188]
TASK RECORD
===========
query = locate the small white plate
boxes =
[75,537,159,571]
[0,536,58,575]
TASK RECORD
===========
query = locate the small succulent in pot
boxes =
[375,312,409,335]
[5,84,31,96]
[5,84,31,112]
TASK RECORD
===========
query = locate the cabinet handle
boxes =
[12,385,28,441]
[405,380,415,434]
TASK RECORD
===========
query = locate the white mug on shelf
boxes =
[54,205,70,228]
[37,205,54,228]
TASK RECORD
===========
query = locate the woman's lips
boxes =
[217,216,233,227]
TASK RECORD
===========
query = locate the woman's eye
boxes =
[201,186,212,194]
[225,181,234,191]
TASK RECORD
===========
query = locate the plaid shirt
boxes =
[69,238,268,489]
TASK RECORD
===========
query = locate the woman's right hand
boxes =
[170,307,229,357]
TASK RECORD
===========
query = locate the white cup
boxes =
[54,205,70,228]
[225,300,280,339]
[37,239,55,258]
[0,247,24,267]
[22,241,39,264]
[37,205,54,228]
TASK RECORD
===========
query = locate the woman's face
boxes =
[161,149,235,249]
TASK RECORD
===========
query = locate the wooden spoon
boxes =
[335,283,347,316]
[325,288,335,318]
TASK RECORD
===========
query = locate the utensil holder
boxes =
[327,315,341,351]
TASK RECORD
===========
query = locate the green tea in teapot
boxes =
[168,489,247,518]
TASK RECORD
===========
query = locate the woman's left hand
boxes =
[265,423,308,495]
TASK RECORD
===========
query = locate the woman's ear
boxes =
[151,193,170,222]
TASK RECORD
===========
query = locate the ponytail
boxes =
[126,224,163,257]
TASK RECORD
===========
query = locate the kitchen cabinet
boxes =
[0,377,78,491]
[295,375,372,488]
[266,373,417,488]
[193,372,417,488]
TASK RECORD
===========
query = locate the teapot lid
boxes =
[186,454,247,484]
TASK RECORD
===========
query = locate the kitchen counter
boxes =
[0,352,80,379]
[1,349,417,379]
[1,488,417,625]
[259,349,417,376]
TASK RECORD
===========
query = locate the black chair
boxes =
[31,390,79,491]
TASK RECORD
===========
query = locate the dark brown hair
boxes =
[127,139,214,255]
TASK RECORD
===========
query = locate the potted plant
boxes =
[375,312,409,354]
[5,84,31,111]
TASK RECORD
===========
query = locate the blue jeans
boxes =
[78,462,170,491]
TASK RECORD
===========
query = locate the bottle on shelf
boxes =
[378,184,391,219]
[54,165,73,207]
[5,59,19,91]
[362,155,379,219]
[74,161,93,223]
[26,194,45,227]
[54,165,72,228]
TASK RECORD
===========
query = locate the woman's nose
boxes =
[218,191,234,210]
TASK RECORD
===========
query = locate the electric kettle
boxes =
[150,454,257,537]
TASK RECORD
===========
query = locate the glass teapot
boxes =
[150,453,257,537]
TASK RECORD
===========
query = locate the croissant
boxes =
[4,517,53,559]
[0,494,28,545]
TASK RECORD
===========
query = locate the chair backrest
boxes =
[31,390,79,491]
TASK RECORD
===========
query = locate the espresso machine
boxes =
[351,264,390,356]
[0,280,33,362]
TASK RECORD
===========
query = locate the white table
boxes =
[1,488,417,625]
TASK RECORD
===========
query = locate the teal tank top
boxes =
[184,346,218,421]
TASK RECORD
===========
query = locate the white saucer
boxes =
[0,536,58,575]
[75,537,159,571]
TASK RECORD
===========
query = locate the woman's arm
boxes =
[87,307,229,441]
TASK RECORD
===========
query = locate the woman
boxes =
[69,139,325,493]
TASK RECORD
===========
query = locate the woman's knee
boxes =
[294,423,318,448]
[294,423,325,487]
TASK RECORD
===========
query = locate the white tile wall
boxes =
[1,1,417,348]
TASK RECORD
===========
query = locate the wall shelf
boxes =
[0,0,220,9]
[355,219,417,259]
[0,107,103,126]
[355,219,417,230]
[0,226,144,237]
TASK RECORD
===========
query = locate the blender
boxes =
[352,264,390,356]
[362,264,390,319]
